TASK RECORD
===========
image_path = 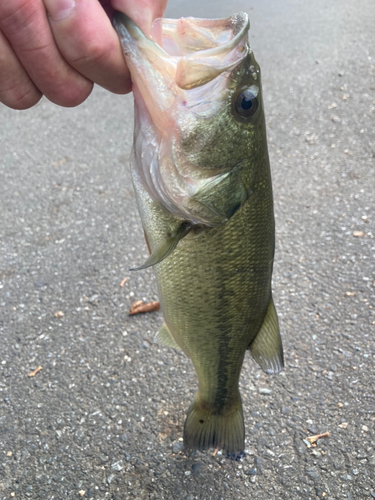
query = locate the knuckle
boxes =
[89,35,118,65]
[72,37,117,68]
[108,75,132,95]
[0,81,41,109]
[121,80,132,95]
[21,40,54,56]
[48,80,93,107]
[0,0,38,37]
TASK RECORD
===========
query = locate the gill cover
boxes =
[114,12,252,229]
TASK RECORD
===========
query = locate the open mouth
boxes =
[114,12,250,91]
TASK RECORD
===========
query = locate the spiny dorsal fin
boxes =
[248,297,284,374]
[155,322,181,350]
[130,222,192,271]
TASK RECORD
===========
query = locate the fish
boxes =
[114,11,283,457]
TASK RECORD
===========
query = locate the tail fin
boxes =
[183,393,244,457]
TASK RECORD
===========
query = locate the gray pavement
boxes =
[1,0,375,498]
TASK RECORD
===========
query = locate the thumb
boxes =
[43,0,131,94]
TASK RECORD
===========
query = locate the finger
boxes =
[0,29,42,109]
[0,0,92,107]
[111,0,168,36]
[43,0,131,95]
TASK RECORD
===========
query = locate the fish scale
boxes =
[115,11,284,456]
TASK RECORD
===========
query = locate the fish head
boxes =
[114,12,267,226]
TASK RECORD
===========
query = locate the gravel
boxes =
[1,0,375,498]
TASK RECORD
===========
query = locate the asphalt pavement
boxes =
[1,0,375,499]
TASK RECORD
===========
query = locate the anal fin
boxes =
[248,297,284,374]
[130,222,192,271]
[155,322,181,350]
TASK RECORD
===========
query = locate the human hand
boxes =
[0,0,167,110]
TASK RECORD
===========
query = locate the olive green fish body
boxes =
[115,11,283,456]
[132,126,277,453]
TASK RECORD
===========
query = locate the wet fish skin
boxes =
[114,12,283,456]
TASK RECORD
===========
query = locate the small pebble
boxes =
[184,470,191,476]
[258,388,272,395]
[192,462,204,475]
[255,457,263,474]
[306,466,320,480]
[111,460,123,471]
[342,474,352,481]
[79,491,86,498]
[173,442,184,453]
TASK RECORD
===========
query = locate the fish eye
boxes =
[235,86,259,118]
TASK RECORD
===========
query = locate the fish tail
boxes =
[183,393,244,457]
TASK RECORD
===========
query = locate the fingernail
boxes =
[45,0,75,21]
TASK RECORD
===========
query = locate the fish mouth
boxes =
[114,12,249,92]
[153,13,250,90]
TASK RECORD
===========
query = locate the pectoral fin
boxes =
[248,298,284,374]
[130,222,192,271]
[155,322,181,350]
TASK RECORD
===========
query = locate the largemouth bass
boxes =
[114,11,283,456]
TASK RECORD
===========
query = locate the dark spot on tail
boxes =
[199,419,205,424]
